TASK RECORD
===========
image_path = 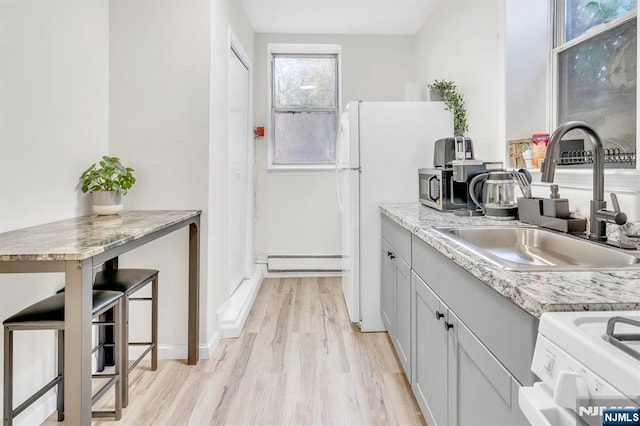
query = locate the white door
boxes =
[228,47,250,295]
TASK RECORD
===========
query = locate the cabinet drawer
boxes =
[381,215,411,262]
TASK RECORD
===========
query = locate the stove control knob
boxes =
[553,371,590,410]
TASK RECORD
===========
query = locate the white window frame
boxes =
[545,1,640,193]
[267,43,342,172]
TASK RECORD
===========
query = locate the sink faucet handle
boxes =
[595,193,627,226]
[610,192,621,212]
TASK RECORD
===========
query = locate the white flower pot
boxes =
[92,191,123,215]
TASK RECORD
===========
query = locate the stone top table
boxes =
[0,210,201,425]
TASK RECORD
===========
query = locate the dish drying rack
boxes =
[556,148,636,167]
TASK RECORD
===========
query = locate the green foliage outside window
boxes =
[567,0,637,41]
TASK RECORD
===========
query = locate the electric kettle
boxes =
[468,171,518,219]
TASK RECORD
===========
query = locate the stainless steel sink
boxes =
[432,226,640,271]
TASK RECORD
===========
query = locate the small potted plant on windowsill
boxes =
[427,79,469,137]
[79,155,136,215]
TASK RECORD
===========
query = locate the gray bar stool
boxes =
[3,290,124,425]
[93,268,159,408]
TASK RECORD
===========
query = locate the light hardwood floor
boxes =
[48,277,425,425]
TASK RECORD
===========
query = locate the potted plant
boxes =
[79,155,136,215]
[427,79,469,137]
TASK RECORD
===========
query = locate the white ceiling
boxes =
[240,0,442,35]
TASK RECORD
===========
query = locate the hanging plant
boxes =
[428,79,469,137]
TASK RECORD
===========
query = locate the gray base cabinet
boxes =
[380,216,412,378]
[393,256,411,375]
[412,271,448,426]
[380,213,537,425]
[412,272,528,426]
[411,236,538,387]
[381,238,395,337]
[449,299,526,425]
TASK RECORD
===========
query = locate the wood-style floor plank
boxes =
[45,277,425,425]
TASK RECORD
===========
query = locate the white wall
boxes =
[414,0,504,163]
[208,1,255,331]
[109,0,212,353]
[253,34,415,259]
[0,0,109,422]
[504,0,548,140]
[109,0,255,354]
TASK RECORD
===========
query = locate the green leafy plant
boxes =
[584,0,636,28]
[79,156,136,195]
[428,79,469,136]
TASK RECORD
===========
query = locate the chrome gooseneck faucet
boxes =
[541,121,626,241]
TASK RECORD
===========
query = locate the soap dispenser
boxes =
[542,185,570,218]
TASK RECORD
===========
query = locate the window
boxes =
[554,0,637,167]
[268,44,341,170]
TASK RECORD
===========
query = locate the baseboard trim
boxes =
[217,269,264,338]
[153,341,212,361]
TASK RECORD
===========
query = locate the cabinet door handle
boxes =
[387,251,395,259]
[444,321,454,331]
[435,311,444,320]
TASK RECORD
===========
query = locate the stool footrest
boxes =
[128,343,156,372]
[93,320,116,326]
[92,410,120,418]
[12,375,62,419]
[91,375,120,405]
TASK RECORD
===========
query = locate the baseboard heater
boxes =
[267,255,342,273]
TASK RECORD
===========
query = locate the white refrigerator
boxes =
[336,101,453,332]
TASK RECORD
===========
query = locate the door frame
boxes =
[227,26,254,295]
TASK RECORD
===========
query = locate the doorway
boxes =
[227,37,251,295]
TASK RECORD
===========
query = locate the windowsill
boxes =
[528,167,640,193]
[267,164,337,174]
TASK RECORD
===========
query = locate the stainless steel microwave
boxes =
[418,168,468,211]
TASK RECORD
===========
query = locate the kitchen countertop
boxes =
[380,204,640,318]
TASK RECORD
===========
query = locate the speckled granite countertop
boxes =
[0,210,201,261]
[380,204,640,318]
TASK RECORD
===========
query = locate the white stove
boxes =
[519,310,640,426]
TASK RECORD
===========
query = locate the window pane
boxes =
[274,56,336,109]
[566,0,637,41]
[558,20,637,155]
[274,112,336,165]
